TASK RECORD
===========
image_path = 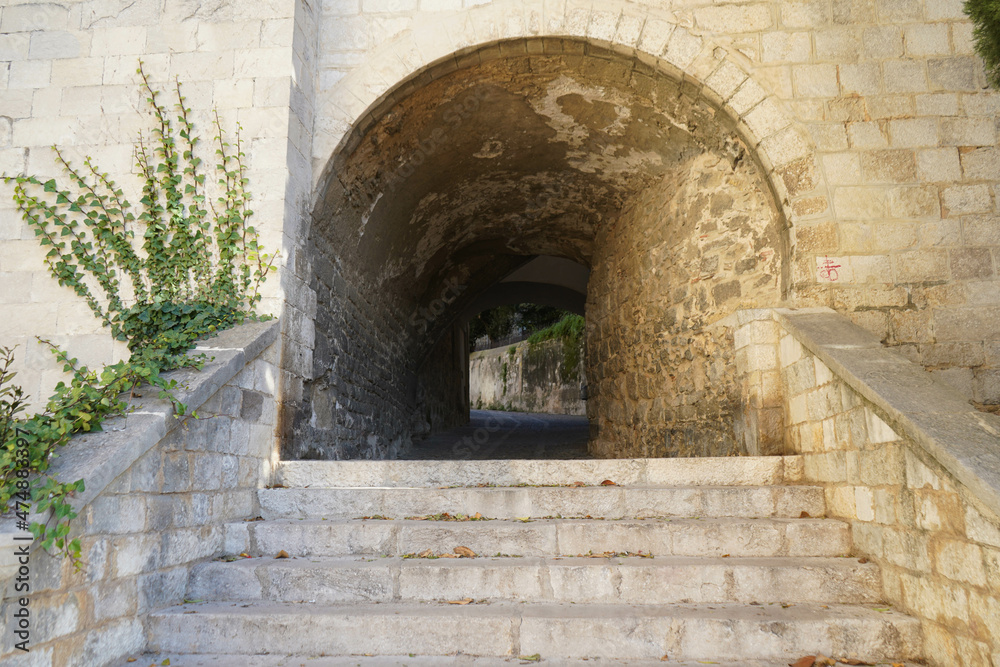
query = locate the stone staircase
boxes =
[133,457,922,666]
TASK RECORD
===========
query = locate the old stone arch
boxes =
[288,34,814,461]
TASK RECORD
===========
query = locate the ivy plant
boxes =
[966,0,1000,88]
[1,62,275,566]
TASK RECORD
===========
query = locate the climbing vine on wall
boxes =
[0,62,274,565]
[966,0,1000,87]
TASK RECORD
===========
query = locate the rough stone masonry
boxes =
[0,0,998,459]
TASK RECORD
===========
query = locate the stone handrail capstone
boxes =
[774,307,1000,519]
[0,319,280,582]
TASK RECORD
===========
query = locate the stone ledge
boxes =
[0,320,279,565]
[773,307,1000,519]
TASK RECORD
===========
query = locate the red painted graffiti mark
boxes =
[818,256,841,282]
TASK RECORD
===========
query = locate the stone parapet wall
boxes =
[470,338,585,416]
[734,308,1000,667]
[0,321,280,667]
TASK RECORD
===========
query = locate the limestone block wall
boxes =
[0,0,308,414]
[736,308,1000,667]
[587,151,783,458]
[0,321,280,667]
[470,338,585,415]
[4,0,1000,460]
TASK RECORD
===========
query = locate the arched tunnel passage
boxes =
[288,37,788,461]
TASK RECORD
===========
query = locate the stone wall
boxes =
[732,308,1000,667]
[0,321,279,667]
[416,321,470,436]
[587,151,783,458]
[0,0,304,413]
[2,0,1000,461]
[470,338,585,416]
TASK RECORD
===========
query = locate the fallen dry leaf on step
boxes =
[517,655,541,662]
[570,481,585,487]
[418,549,433,558]
[837,659,872,665]
[446,598,473,605]
[275,550,289,559]
[789,656,815,667]
[660,655,669,661]
[799,511,811,518]
[814,656,836,666]
[858,557,869,564]
[454,546,476,558]
[600,479,617,486]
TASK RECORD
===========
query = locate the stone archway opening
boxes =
[288,38,787,461]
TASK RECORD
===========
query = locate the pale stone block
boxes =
[813,358,833,385]
[28,31,82,60]
[787,394,807,426]
[705,60,747,101]
[172,50,237,81]
[759,126,811,168]
[953,22,975,56]
[888,118,938,148]
[695,5,773,33]
[1,4,70,32]
[855,486,875,521]
[196,21,263,52]
[822,153,861,185]
[884,528,931,571]
[728,78,767,116]
[883,60,926,94]
[873,488,897,524]
[779,335,803,368]
[0,34,30,64]
[421,0,462,9]
[814,27,858,61]
[613,12,643,47]
[928,57,978,92]
[838,62,880,96]
[941,118,996,146]
[966,504,1000,549]
[904,24,951,57]
[864,407,899,444]
[833,186,887,219]
[8,60,52,90]
[887,185,939,218]
[214,79,255,108]
[825,484,856,518]
[234,47,293,78]
[791,63,838,98]
[808,123,848,152]
[863,26,902,59]
[145,22,200,53]
[663,28,701,69]
[762,31,811,63]
[942,185,993,216]
[637,18,673,56]
[847,121,888,149]
[90,27,147,56]
[935,539,987,587]
[363,0,417,11]
[743,97,790,140]
[915,93,959,117]
[916,147,961,182]
[49,57,105,87]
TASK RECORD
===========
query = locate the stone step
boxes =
[147,601,922,662]
[119,655,922,667]
[233,516,850,559]
[187,555,883,605]
[257,485,825,520]
[276,456,805,488]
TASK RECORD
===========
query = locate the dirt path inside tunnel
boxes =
[402,409,591,460]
